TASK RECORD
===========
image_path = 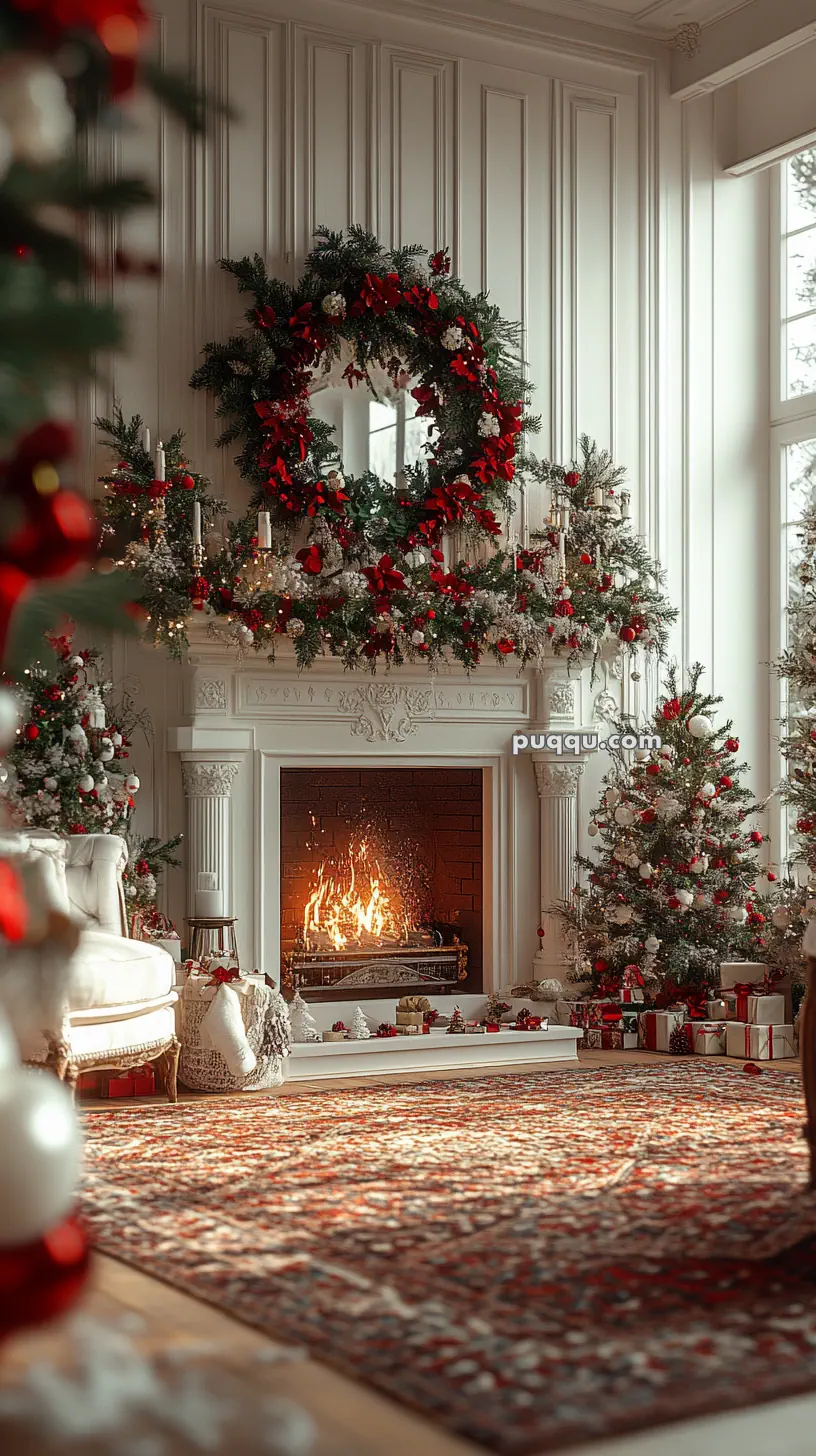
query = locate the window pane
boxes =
[787,226,816,316]
[369,399,395,434]
[785,437,816,523]
[788,150,816,233]
[784,312,816,398]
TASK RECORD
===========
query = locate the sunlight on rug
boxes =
[80,1063,816,1454]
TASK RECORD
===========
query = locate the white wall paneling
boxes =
[80,0,778,957]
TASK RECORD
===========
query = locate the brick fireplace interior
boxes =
[280,767,484,994]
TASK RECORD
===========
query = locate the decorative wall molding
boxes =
[333,682,437,741]
[548,681,576,716]
[195,678,228,711]
[181,761,242,798]
[593,689,618,720]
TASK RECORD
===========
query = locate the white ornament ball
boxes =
[627,854,640,869]
[587,823,599,837]
[0,1068,82,1245]
[614,805,634,827]
[560,587,572,601]
[613,904,634,925]
[727,905,747,924]
[125,774,140,793]
[43,775,58,791]
[676,888,693,907]
[644,934,660,954]
[321,291,346,318]
[77,774,94,793]
[700,782,717,799]
[772,906,792,930]
[687,714,713,739]
[658,745,674,760]
[287,617,306,638]
[99,740,114,762]
[634,749,649,762]
[111,732,123,748]
[67,655,84,669]
[638,862,654,880]
[605,787,621,808]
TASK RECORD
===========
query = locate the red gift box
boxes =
[131,1065,155,1096]
[485,1022,500,1032]
[601,1028,623,1050]
[641,1011,657,1051]
[104,1076,135,1099]
[75,1071,102,1096]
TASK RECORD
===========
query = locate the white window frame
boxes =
[771,153,816,870]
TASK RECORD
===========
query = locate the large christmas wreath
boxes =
[98,228,676,670]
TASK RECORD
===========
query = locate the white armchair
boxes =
[13,831,180,1100]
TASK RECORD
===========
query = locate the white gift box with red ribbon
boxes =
[725,1021,795,1061]
[692,1022,726,1055]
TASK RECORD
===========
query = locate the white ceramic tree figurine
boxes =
[288,990,319,1044]
[351,1006,371,1040]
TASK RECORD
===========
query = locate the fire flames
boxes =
[302,837,411,952]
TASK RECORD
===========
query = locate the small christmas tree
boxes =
[288,991,320,1043]
[447,1005,465,1034]
[351,1006,371,1040]
[564,663,766,999]
[7,632,138,836]
[669,1024,693,1056]
[123,834,183,914]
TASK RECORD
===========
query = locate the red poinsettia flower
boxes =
[564,470,580,488]
[450,354,481,387]
[662,697,682,720]
[255,305,277,330]
[428,249,451,276]
[296,544,324,575]
[342,363,366,388]
[496,639,515,654]
[264,457,292,490]
[362,555,406,596]
[356,272,404,316]
[554,600,574,617]
[403,284,439,314]
[472,507,502,535]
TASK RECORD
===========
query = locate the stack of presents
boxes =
[566,962,796,1061]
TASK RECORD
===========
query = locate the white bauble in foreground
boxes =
[687,714,713,739]
[0,1067,82,1246]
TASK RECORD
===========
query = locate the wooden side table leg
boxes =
[802,958,816,1189]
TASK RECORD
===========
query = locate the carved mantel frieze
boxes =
[533,759,585,798]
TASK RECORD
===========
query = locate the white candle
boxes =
[155,441,165,483]
[562,504,570,533]
[559,531,566,574]
[258,510,272,549]
[593,485,603,509]
[542,483,552,524]
[193,501,202,547]
[143,426,151,457]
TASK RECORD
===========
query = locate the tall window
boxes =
[368,393,431,483]
[774,148,816,865]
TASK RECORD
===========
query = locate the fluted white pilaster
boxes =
[181,758,242,917]
[532,754,586,979]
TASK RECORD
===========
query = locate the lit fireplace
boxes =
[280,768,483,1000]
[302,836,414,952]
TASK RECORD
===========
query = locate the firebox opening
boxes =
[280,768,484,1001]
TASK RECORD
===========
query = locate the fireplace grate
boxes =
[282,943,468,1001]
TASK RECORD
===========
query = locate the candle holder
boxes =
[235,547,273,601]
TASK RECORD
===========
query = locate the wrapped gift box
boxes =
[622,1031,639,1050]
[131,1065,156,1095]
[465,1024,487,1035]
[621,1009,639,1033]
[719,962,768,992]
[707,998,727,1020]
[620,987,645,1004]
[396,1010,424,1027]
[157,935,182,964]
[601,1028,623,1051]
[397,1023,421,1035]
[103,1076,135,1098]
[586,1000,623,1028]
[322,1030,345,1043]
[585,1028,602,1049]
[745,994,786,1026]
[726,1021,795,1061]
[641,1009,687,1052]
[692,1022,726,1055]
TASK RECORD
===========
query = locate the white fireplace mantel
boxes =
[168,623,623,991]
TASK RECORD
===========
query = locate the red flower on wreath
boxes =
[429,249,451,276]
[362,555,406,596]
[255,305,277,330]
[450,353,482,388]
[296,544,324,575]
[264,457,292,492]
[342,363,366,388]
[403,284,439,315]
[353,272,404,316]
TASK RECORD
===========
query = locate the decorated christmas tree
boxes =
[288,990,320,1043]
[6,631,139,836]
[564,664,766,1000]
[123,834,183,914]
[350,1006,371,1040]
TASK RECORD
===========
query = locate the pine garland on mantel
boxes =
[98,228,675,673]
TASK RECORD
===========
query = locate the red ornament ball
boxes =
[579,552,592,566]
[619,626,636,642]
[23,723,39,740]
[0,1215,89,1342]
[719,775,733,789]
[178,473,196,490]
[725,737,740,752]
[646,763,661,776]
[537,926,545,938]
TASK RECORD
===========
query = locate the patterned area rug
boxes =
[80,1064,816,1454]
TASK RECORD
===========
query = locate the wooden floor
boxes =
[2,1051,805,1456]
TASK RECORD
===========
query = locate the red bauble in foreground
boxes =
[0,1215,89,1342]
